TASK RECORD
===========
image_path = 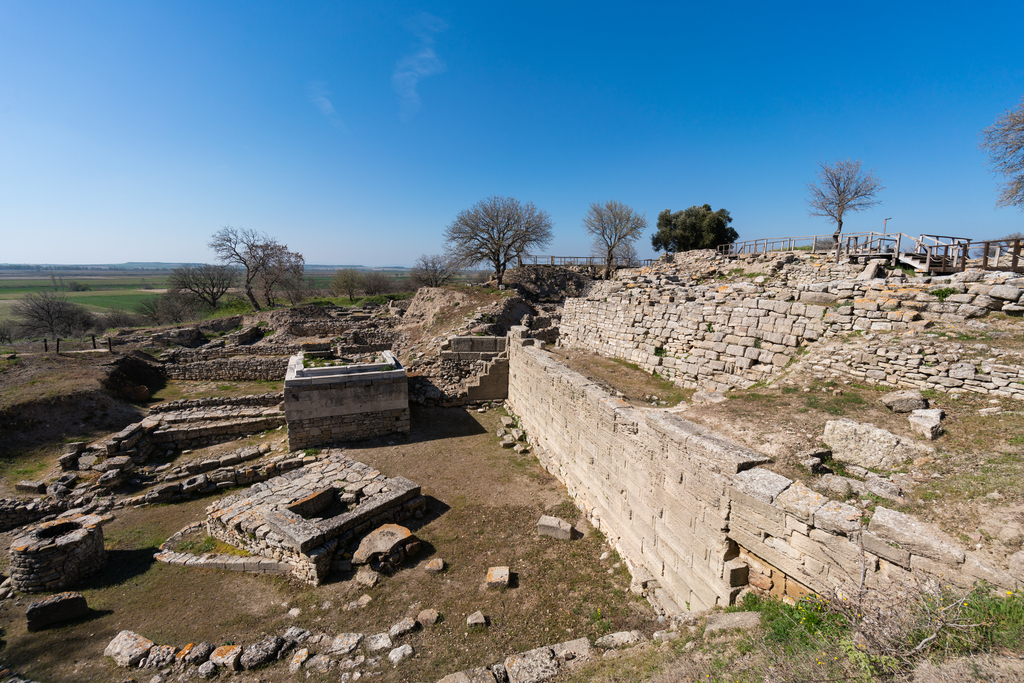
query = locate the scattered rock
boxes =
[595,631,645,648]
[504,646,558,683]
[425,557,445,573]
[704,612,761,635]
[197,660,217,679]
[141,644,178,669]
[104,630,155,667]
[25,591,88,632]
[486,565,511,589]
[537,515,572,540]
[355,565,380,587]
[240,635,283,669]
[881,389,927,413]
[365,633,393,652]
[389,617,418,638]
[209,644,243,671]
[388,643,414,665]
[467,610,487,627]
[179,642,215,666]
[327,633,364,656]
[823,419,932,470]
[418,608,440,625]
[908,408,944,440]
[288,647,309,673]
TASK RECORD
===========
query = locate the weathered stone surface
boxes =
[15,480,45,494]
[288,647,309,673]
[418,607,440,625]
[142,644,178,668]
[814,500,864,535]
[389,616,418,638]
[504,646,558,683]
[105,630,155,667]
[869,507,966,566]
[365,632,393,651]
[355,565,380,587]
[551,637,592,661]
[881,389,927,413]
[425,557,445,573]
[537,515,572,540]
[705,611,761,635]
[486,565,511,589]
[1008,551,1024,581]
[732,468,792,503]
[353,523,415,564]
[594,630,645,648]
[823,419,931,470]
[388,643,414,665]
[774,481,825,522]
[209,644,243,670]
[327,633,364,656]
[305,653,334,673]
[281,626,310,643]
[467,610,487,627]
[178,642,215,665]
[25,591,88,631]
[989,285,1023,301]
[948,362,977,379]
[197,660,217,679]
[908,409,944,440]
[240,636,283,669]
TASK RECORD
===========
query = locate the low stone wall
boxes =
[10,514,108,593]
[440,336,508,361]
[149,393,283,413]
[0,498,66,533]
[163,357,289,381]
[809,339,1024,400]
[559,256,1024,392]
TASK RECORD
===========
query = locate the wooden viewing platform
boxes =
[517,255,658,268]
[717,231,1024,274]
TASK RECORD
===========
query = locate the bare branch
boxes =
[582,200,648,278]
[981,96,1024,210]
[806,159,884,240]
[410,253,462,288]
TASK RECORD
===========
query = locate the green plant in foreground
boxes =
[930,287,958,302]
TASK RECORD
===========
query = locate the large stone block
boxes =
[868,507,965,567]
[822,419,932,470]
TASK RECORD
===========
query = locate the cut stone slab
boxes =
[388,643,414,665]
[353,523,415,564]
[868,507,966,566]
[704,612,761,635]
[467,610,487,627]
[425,557,445,573]
[104,630,155,667]
[823,418,932,470]
[327,633,364,656]
[814,500,864,535]
[25,591,88,632]
[551,637,592,661]
[909,409,944,440]
[486,565,511,589]
[731,468,792,503]
[15,480,46,494]
[594,631,645,648]
[209,644,243,670]
[504,646,558,683]
[537,515,573,540]
[774,481,826,523]
[365,632,393,652]
[881,389,927,413]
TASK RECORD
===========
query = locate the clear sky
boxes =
[1,1,1022,267]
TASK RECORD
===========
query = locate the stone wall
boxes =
[506,327,1024,613]
[0,498,66,533]
[559,255,1024,392]
[10,514,107,593]
[507,327,770,611]
[163,357,289,381]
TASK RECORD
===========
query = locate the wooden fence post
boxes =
[43,338,48,352]
[56,338,60,354]
[107,338,113,353]
[92,335,97,350]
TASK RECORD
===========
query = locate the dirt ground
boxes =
[0,404,656,683]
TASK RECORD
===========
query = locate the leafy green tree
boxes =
[650,204,737,253]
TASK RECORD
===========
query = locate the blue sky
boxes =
[1,1,1022,266]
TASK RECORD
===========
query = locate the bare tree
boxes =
[410,253,462,288]
[168,264,237,309]
[612,240,639,268]
[981,97,1024,210]
[13,292,95,338]
[583,200,648,278]
[256,246,305,307]
[806,159,885,243]
[331,268,363,302]
[208,226,287,311]
[361,271,393,296]
[444,196,553,287]
[0,319,14,344]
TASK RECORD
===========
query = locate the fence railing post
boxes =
[43,338,48,352]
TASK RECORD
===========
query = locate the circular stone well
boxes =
[10,514,108,593]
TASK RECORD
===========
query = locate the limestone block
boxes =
[486,566,510,589]
[868,507,965,566]
[774,481,826,523]
[881,389,927,413]
[822,419,932,470]
[731,468,792,504]
[908,409,944,440]
[704,611,761,635]
[504,646,558,683]
[25,591,88,631]
[537,515,573,540]
[813,501,863,535]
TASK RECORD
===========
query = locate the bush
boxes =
[13,292,96,338]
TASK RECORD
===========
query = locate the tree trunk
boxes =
[243,285,262,311]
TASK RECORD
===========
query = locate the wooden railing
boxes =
[518,256,657,268]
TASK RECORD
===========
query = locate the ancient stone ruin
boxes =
[283,350,410,450]
[9,514,108,593]
[201,450,425,584]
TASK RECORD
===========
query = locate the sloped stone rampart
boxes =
[507,327,770,611]
[506,327,1023,613]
